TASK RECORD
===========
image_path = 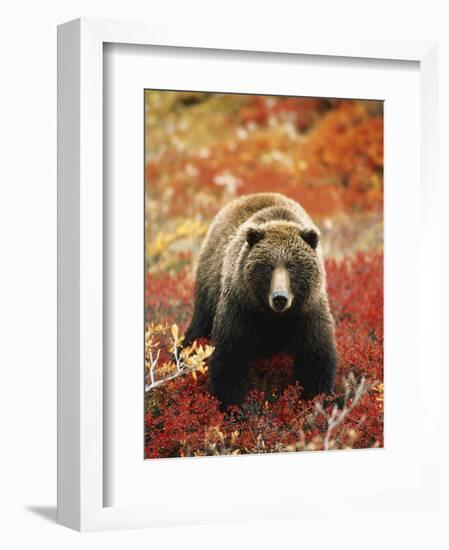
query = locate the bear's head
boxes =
[243,221,323,314]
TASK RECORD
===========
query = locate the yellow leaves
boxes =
[148,233,171,257]
[201,427,241,456]
[145,322,214,391]
[146,322,169,337]
[373,382,384,411]
[176,219,208,239]
[346,429,358,445]
[230,430,239,446]
[187,343,214,381]
[147,219,207,258]
[205,426,225,444]
[305,435,324,452]
[297,159,308,171]
[170,323,179,344]
[374,382,384,401]
[183,342,214,373]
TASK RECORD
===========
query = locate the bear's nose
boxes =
[272,291,288,311]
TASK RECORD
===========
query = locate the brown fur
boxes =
[185,193,337,409]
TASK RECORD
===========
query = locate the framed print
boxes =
[57,18,440,531]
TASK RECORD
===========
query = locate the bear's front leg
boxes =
[208,346,250,411]
[292,313,337,399]
[207,296,253,410]
[184,290,215,345]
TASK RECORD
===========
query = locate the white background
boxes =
[0,1,448,548]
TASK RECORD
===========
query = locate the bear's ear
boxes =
[301,228,319,249]
[246,226,265,247]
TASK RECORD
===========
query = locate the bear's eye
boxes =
[263,264,273,274]
[286,263,296,273]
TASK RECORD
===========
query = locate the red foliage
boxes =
[145,375,224,458]
[297,102,383,215]
[146,99,383,221]
[239,96,328,131]
[145,268,193,329]
[145,252,383,457]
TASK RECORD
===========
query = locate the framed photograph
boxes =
[57,18,440,531]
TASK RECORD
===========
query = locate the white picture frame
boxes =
[57,17,440,531]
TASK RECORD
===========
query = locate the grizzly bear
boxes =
[184,192,337,410]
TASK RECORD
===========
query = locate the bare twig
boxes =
[145,323,214,392]
[148,347,161,386]
[145,368,189,392]
[317,375,374,451]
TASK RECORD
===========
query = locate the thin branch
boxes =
[145,324,213,392]
[145,367,188,392]
[148,348,160,386]
[320,376,373,451]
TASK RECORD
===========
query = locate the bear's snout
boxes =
[269,266,292,312]
[272,291,288,311]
